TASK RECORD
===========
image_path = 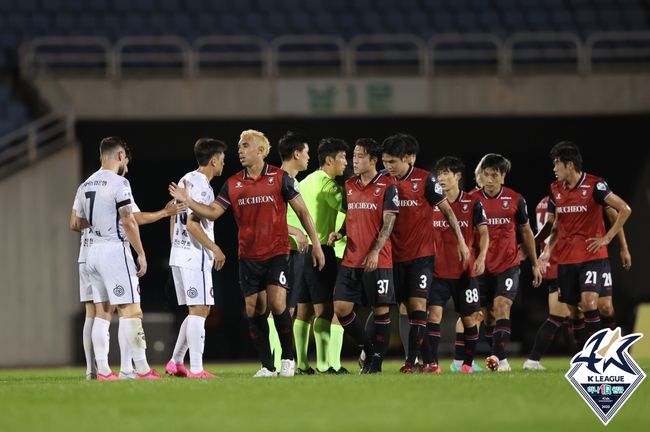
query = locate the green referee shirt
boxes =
[287,169,343,249]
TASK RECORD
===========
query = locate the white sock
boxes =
[122,317,150,374]
[91,318,111,375]
[118,317,134,374]
[171,316,190,364]
[83,317,95,375]
[187,315,206,374]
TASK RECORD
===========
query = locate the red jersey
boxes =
[472,186,529,275]
[389,166,446,262]
[433,191,487,279]
[341,173,399,269]
[548,173,611,265]
[536,196,558,280]
[215,164,299,261]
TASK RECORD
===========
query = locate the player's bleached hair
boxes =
[240,129,270,158]
[474,154,490,188]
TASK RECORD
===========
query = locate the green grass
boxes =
[1,358,648,432]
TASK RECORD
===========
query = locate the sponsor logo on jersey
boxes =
[597,182,607,191]
[237,195,275,206]
[566,328,645,425]
[399,199,419,207]
[433,220,470,228]
[348,202,378,210]
[556,205,588,214]
[486,217,511,225]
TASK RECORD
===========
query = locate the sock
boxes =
[372,313,392,371]
[268,316,281,371]
[171,316,189,364]
[562,318,578,352]
[364,311,375,343]
[426,322,441,363]
[339,311,372,356]
[454,331,465,361]
[584,309,602,340]
[187,315,206,374]
[329,323,344,370]
[249,315,274,371]
[601,314,617,330]
[463,325,479,366]
[118,317,133,374]
[529,315,563,361]
[492,319,511,360]
[313,317,331,372]
[420,330,433,364]
[273,309,294,360]
[399,313,410,359]
[122,317,150,374]
[91,317,111,375]
[406,311,427,364]
[293,319,311,370]
[572,318,587,349]
[83,317,95,375]
[485,325,494,348]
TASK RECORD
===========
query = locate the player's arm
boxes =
[289,195,325,270]
[186,213,226,271]
[119,204,147,277]
[134,200,187,226]
[363,211,397,273]
[69,209,89,232]
[605,206,631,269]
[169,181,226,221]
[288,225,308,253]
[587,192,632,253]
[475,224,489,276]
[519,223,542,287]
[535,213,555,246]
[438,200,470,263]
[327,215,346,246]
[169,215,174,243]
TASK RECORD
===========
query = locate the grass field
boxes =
[1,358,648,432]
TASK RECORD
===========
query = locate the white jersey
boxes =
[74,169,134,243]
[169,171,215,271]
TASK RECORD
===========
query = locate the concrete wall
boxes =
[0,146,80,366]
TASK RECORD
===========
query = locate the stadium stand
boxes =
[0,84,29,138]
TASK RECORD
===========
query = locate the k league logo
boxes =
[565,328,645,425]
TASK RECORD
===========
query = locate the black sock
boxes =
[561,318,578,353]
[406,311,427,364]
[454,332,465,361]
[584,309,602,339]
[340,311,373,355]
[492,319,511,360]
[572,318,587,350]
[529,315,563,361]
[399,313,410,359]
[426,322,441,363]
[272,309,294,360]
[485,325,494,348]
[463,325,479,366]
[372,313,392,370]
[601,314,617,330]
[248,315,274,371]
[420,330,433,364]
[364,311,375,341]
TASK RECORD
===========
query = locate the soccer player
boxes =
[472,153,542,372]
[71,136,161,380]
[169,129,325,377]
[425,156,488,374]
[381,135,470,373]
[539,141,631,348]
[165,138,228,379]
[328,138,398,374]
[285,136,349,374]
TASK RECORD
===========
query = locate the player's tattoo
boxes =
[371,212,396,253]
[118,205,133,219]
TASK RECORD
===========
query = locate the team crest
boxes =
[374,187,381,196]
[348,189,353,196]
[565,328,645,425]
[236,181,243,188]
[581,189,589,198]
[461,203,469,213]
[556,193,562,200]
[187,287,198,299]
[268,177,275,185]
[412,182,419,192]
[502,200,509,209]
[113,285,125,297]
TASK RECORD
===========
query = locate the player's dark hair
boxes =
[99,136,129,158]
[318,137,349,166]
[479,153,511,175]
[549,141,583,171]
[355,138,382,161]
[434,156,465,177]
[277,131,308,162]
[194,137,227,166]
[382,133,417,158]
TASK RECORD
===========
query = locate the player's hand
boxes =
[362,250,379,272]
[295,231,309,253]
[136,254,147,277]
[169,181,190,203]
[212,246,226,271]
[586,236,610,253]
[538,250,550,270]
[164,199,187,217]
[312,244,325,270]
[473,256,485,276]
[327,232,342,246]
[620,248,632,270]
[531,262,542,288]
[457,241,470,263]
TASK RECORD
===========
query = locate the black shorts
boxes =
[394,256,435,303]
[546,278,559,294]
[558,258,607,306]
[296,245,337,305]
[239,254,289,298]
[600,259,613,298]
[429,276,481,317]
[478,265,520,306]
[286,250,304,308]
[333,265,396,307]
